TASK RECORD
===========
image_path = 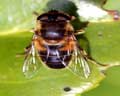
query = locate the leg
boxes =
[16,44,32,58]
[74,29,85,35]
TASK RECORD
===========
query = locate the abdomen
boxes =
[39,46,72,69]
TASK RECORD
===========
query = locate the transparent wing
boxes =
[23,43,41,78]
[68,46,91,78]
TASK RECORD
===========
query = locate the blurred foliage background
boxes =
[0,0,120,96]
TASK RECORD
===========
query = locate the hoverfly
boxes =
[22,10,100,78]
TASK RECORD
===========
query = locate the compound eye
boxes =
[57,16,66,21]
[37,16,48,21]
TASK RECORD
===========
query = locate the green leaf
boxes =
[0,0,120,96]
[0,0,49,34]
[0,32,106,96]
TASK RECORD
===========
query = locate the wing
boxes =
[68,46,91,78]
[23,42,41,78]
[67,36,98,79]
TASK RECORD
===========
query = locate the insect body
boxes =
[34,12,75,69]
[23,10,99,78]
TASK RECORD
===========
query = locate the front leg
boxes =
[24,44,32,59]
[74,29,85,35]
[16,44,32,58]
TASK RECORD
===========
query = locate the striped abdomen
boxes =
[39,45,72,69]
